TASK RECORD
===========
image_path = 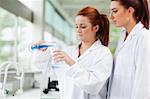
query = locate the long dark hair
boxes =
[77,6,110,46]
[111,0,149,29]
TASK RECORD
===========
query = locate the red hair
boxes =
[77,6,110,46]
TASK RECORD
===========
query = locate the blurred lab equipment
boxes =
[30,41,60,96]
[0,61,24,99]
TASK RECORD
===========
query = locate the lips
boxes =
[113,20,116,24]
[77,33,82,36]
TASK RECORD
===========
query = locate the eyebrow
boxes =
[75,24,86,27]
[75,23,86,25]
[111,8,117,10]
[80,24,86,25]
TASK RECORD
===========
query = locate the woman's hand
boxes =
[53,50,75,66]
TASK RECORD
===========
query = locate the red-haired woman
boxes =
[52,6,113,99]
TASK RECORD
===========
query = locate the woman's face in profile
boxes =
[75,15,97,41]
[110,1,131,27]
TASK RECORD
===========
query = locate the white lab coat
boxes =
[34,40,113,99]
[108,22,149,99]
[54,40,113,99]
[148,29,150,99]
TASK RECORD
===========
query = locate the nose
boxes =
[76,27,81,33]
[110,12,114,20]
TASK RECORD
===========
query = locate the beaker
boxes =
[50,44,63,68]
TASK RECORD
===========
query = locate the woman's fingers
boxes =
[53,50,62,53]
[53,50,64,56]
[52,50,65,62]
[40,48,47,51]
[52,50,75,65]
[32,40,47,51]
[53,54,64,58]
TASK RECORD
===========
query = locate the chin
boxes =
[77,37,82,41]
[77,38,85,42]
[114,23,122,27]
[77,36,82,40]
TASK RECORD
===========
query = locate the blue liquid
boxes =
[31,44,53,50]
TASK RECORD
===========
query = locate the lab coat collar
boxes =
[123,22,144,42]
[75,40,102,61]
[115,22,144,55]
[75,40,102,51]
[128,22,144,36]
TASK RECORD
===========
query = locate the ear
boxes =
[128,7,135,15]
[93,25,99,32]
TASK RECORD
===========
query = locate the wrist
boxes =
[68,61,75,66]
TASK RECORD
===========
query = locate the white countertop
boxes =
[41,91,60,99]
[5,88,60,99]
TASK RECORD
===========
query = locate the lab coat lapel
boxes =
[76,40,101,62]
[115,22,144,55]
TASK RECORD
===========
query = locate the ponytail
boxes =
[97,14,109,46]
[77,6,110,46]
[139,0,149,29]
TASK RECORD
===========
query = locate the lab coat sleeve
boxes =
[32,48,51,71]
[131,31,149,99]
[66,50,113,94]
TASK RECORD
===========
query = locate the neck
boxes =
[78,39,96,57]
[81,39,96,50]
[124,20,137,34]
